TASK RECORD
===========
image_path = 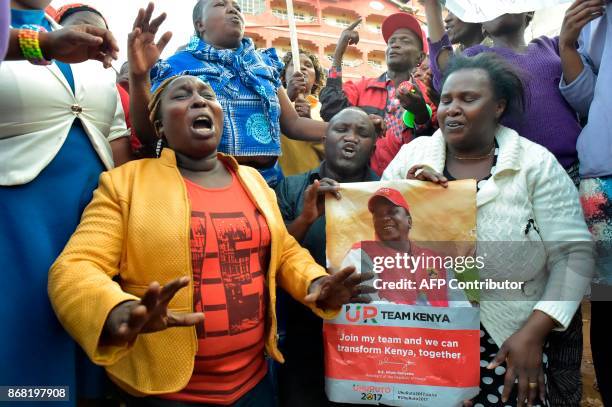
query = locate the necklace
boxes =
[452,145,496,161]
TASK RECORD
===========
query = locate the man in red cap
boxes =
[367,187,413,242]
[341,187,470,307]
[320,12,438,176]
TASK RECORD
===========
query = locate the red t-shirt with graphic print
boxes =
[162,169,270,405]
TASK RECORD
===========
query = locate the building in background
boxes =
[240,0,426,79]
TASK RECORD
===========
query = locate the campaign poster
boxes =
[324,179,480,406]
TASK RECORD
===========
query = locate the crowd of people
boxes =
[0,0,610,406]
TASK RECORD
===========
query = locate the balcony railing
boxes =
[322,16,355,28]
[367,25,382,34]
[325,55,363,67]
[271,9,318,23]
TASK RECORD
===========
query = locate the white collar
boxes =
[420,125,523,207]
[423,125,522,176]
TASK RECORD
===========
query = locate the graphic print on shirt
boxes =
[189,211,207,338]
[210,212,260,336]
[190,210,268,339]
[176,177,271,404]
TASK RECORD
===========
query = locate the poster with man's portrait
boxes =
[323,179,481,406]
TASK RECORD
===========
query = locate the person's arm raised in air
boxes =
[423,0,447,46]
[558,0,605,118]
[319,18,362,122]
[423,0,454,92]
[331,18,361,72]
[127,2,173,150]
[279,87,328,141]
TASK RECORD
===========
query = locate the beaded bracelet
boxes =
[403,104,433,129]
[18,28,51,66]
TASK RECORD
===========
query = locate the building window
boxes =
[272,8,287,19]
[297,12,315,23]
[326,55,362,68]
[343,59,363,68]
[335,18,351,28]
[323,16,353,28]
[367,23,382,33]
[296,13,315,23]
[272,9,316,22]
[237,0,264,15]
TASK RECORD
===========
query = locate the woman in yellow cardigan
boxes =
[48,47,370,405]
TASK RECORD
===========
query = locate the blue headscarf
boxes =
[151,36,284,157]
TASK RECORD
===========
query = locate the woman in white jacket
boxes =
[382,53,593,407]
[0,1,131,400]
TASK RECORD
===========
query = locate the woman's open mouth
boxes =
[191,115,215,137]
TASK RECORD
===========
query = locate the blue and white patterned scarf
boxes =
[151,36,284,157]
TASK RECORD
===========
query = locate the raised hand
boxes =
[560,0,605,49]
[422,0,446,43]
[396,81,429,124]
[367,114,386,138]
[300,178,341,224]
[333,18,362,66]
[287,71,308,102]
[101,277,204,346]
[305,266,376,309]
[39,24,119,68]
[128,2,173,78]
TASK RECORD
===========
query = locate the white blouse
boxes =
[382,126,593,346]
[0,17,129,186]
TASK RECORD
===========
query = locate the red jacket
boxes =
[320,72,438,175]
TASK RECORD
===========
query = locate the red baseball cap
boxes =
[368,187,410,213]
[382,12,428,54]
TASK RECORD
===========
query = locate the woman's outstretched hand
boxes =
[305,267,376,309]
[101,277,204,347]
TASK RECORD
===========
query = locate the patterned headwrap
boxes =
[54,3,108,28]
[148,75,181,137]
[148,75,218,136]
